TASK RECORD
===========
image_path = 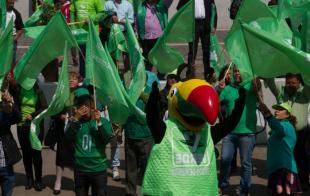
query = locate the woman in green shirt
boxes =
[16,82,47,191]
[258,101,302,195]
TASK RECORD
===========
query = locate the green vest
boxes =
[142,118,218,196]
[137,0,168,40]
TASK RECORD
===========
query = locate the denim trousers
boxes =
[0,165,15,196]
[219,133,256,194]
[110,135,120,168]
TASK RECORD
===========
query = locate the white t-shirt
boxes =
[6,10,17,35]
[195,0,205,19]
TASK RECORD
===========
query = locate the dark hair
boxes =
[285,73,304,85]
[74,94,94,107]
[218,65,229,81]
[288,114,297,127]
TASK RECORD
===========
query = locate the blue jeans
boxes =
[0,166,15,196]
[219,133,256,194]
[110,136,120,168]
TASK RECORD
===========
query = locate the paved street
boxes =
[10,144,310,196]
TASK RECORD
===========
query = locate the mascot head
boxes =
[168,79,219,132]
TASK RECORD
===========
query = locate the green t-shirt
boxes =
[72,117,112,172]
[220,83,257,134]
[71,0,105,29]
[20,87,37,125]
[124,99,152,139]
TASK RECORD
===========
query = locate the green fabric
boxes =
[24,26,89,45]
[137,0,167,40]
[71,28,89,45]
[70,0,104,30]
[85,19,145,125]
[267,117,297,176]
[124,99,152,139]
[125,18,146,104]
[301,10,310,52]
[20,87,37,124]
[108,24,128,60]
[24,25,46,39]
[210,34,225,78]
[148,0,194,73]
[277,0,310,20]
[0,20,13,81]
[24,7,44,28]
[220,83,257,134]
[130,0,142,15]
[73,118,112,172]
[14,12,78,91]
[30,44,70,150]
[0,0,6,32]
[142,118,218,196]
[225,0,292,84]
[240,22,310,86]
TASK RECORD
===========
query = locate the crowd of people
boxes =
[0,0,310,196]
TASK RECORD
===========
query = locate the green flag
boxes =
[24,25,88,44]
[225,0,292,83]
[86,19,145,124]
[14,12,78,90]
[277,0,310,19]
[24,25,46,39]
[0,19,13,81]
[108,24,128,60]
[0,0,6,32]
[148,0,194,73]
[30,43,70,150]
[241,22,310,85]
[24,7,44,27]
[301,10,310,52]
[125,17,146,104]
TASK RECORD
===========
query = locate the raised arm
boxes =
[145,82,166,144]
[211,87,246,144]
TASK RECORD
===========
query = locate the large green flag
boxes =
[148,0,194,73]
[24,25,88,44]
[225,0,292,83]
[241,22,310,85]
[301,10,310,52]
[0,20,13,81]
[85,19,145,124]
[14,12,78,90]
[108,24,128,60]
[0,0,6,32]
[30,43,70,150]
[24,7,44,27]
[125,17,146,104]
[277,0,310,19]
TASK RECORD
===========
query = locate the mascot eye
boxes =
[170,88,178,97]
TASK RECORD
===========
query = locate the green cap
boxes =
[272,102,292,116]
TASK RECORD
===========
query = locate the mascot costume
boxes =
[142,79,246,196]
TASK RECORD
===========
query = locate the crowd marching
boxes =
[0,0,310,196]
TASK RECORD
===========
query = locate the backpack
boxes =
[229,0,242,20]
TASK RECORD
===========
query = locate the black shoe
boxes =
[34,181,45,192]
[25,178,33,190]
[53,189,61,195]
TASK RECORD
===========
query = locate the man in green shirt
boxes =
[66,94,112,196]
[219,65,260,196]
[70,0,105,78]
